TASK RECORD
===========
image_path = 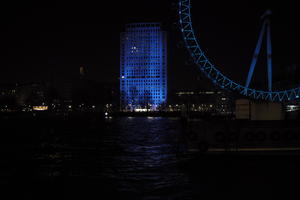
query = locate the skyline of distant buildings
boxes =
[0,20,300,115]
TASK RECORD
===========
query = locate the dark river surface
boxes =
[1,116,300,199]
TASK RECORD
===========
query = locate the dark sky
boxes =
[0,0,299,90]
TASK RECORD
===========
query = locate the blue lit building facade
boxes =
[120,23,167,111]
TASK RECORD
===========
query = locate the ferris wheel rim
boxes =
[178,0,300,102]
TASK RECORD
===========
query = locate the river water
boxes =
[1,116,300,199]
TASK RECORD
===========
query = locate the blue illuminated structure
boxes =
[179,0,300,102]
[120,23,167,111]
[245,10,273,92]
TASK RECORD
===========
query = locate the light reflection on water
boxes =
[2,116,300,199]
[99,117,191,198]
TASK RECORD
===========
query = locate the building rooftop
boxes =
[126,23,161,29]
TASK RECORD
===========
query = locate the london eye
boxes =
[178,0,300,102]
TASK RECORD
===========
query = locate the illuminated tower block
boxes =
[120,23,167,111]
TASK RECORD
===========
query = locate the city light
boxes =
[286,105,300,112]
[134,108,148,112]
[32,106,48,111]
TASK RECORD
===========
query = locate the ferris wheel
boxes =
[178,0,300,102]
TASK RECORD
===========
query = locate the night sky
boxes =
[0,0,299,91]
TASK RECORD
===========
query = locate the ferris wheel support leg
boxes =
[267,20,273,92]
[245,22,267,88]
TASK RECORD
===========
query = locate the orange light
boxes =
[32,106,48,111]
